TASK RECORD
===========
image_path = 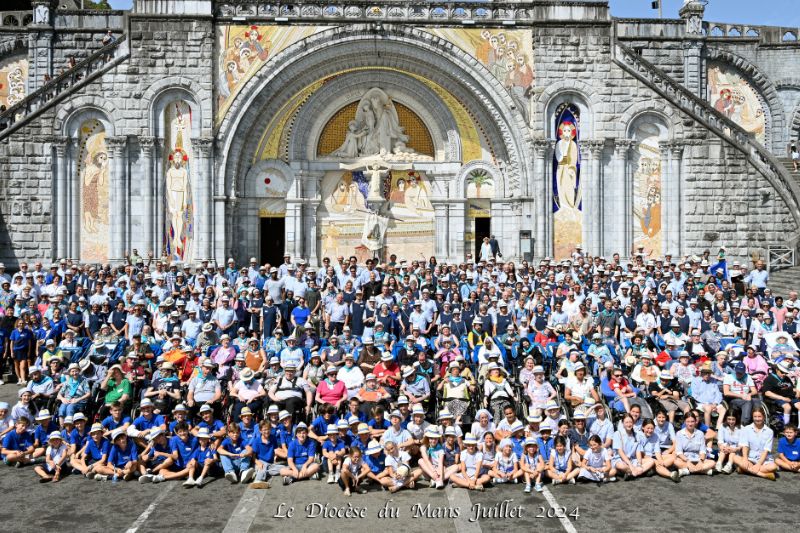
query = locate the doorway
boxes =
[474,217,491,258]
[260,217,285,266]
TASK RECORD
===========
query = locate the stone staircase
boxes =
[0,34,129,140]
[767,265,800,298]
[613,44,800,238]
[778,157,800,184]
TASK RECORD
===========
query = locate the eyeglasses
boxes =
[613,374,623,378]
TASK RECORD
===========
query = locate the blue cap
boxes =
[735,362,746,373]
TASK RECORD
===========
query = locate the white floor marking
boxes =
[222,487,270,533]
[125,482,176,533]
[446,485,483,533]
[541,486,578,533]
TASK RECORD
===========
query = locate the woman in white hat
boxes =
[230,367,266,422]
[484,363,514,422]
[438,361,471,423]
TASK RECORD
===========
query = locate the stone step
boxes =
[768,265,800,298]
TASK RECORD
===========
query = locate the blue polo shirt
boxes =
[287,438,316,467]
[169,435,198,468]
[311,415,338,437]
[133,414,165,432]
[69,428,90,447]
[108,439,138,467]
[196,419,225,434]
[322,438,346,455]
[146,441,172,465]
[84,438,110,462]
[778,437,800,462]
[102,415,132,432]
[2,430,34,455]
[276,424,295,447]
[221,436,246,455]
[249,432,277,463]
[238,421,257,443]
[193,445,217,463]
[365,452,385,473]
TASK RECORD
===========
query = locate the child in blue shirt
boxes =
[95,428,139,481]
[247,419,282,489]
[168,404,192,435]
[238,407,258,442]
[776,424,800,473]
[322,426,346,482]
[187,428,218,487]
[130,399,165,446]
[101,402,131,437]
[1,416,34,466]
[537,427,554,463]
[352,423,372,453]
[157,422,198,483]
[33,409,59,460]
[309,403,338,444]
[280,423,320,485]
[71,423,109,478]
[67,414,90,455]
[364,440,388,485]
[138,428,174,483]
[193,404,226,449]
[219,423,252,484]
[274,410,295,461]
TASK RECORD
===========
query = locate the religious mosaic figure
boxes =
[554,122,580,210]
[78,119,110,261]
[164,102,194,261]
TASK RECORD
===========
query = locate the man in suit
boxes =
[489,235,501,259]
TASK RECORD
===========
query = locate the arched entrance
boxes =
[215,25,531,265]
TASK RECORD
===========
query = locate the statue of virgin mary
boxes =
[356,88,408,156]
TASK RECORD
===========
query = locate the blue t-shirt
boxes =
[248,432,277,463]
[221,436,246,455]
[168,419,192,435]
[169,435,198,468]
[146,441,172,465]
[2,430,34,454]
[34,421,58,445]
[133,414,165,432]
[368,418,390,431]
[196,419,225,434]
[287,438,316,467]
[192,445,217,464]
[778,437,800,462]
[365,452,385,473]
[291,306,311,327]
[311,415,338,437]
[322,438,346,455]
[108,439,138,468]
[537,436,554,461]
[10,329,32,353]
[69,428,89,447]
[238,421,257,443]
[276,424,295,447]
[102,415,132,431]
[84,438,111,462]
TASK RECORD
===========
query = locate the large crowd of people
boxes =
[1,245,800,493]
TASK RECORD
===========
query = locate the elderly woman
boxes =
[438,361,471,423]
[484,363,514,421]
[477,336,503,368]
[315,365,348,410]
[56,362,90,422]
[564,362,599,407]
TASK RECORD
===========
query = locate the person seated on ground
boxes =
[732,409,778,480]
[715,410,743,475]
[649,371,691,425]
[1,416,34,467]
[776,423,800,473]
[93,427,140,481]
[639,418,678,482]
[578,435,612,483]
[137,428,174,484]
[34,432,69,483]
[380,440,421,493]
[280,422,320,485]
[322,425,347,483]
[247,419,281,489]
[611,413,653,482]
[545,435,580,486]
[101,401,131,437]
[673,412,715,478]
[520,437,545,493]
[70,422,109,479]
[450,433,491,491]
[184,428,218,488]
[339,446,370,496]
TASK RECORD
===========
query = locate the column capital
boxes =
[532,139,552,157]
[139,135,156,153]
[106,136,128,155]
[665,141,685,156]
[583,139,606,158]
[51,135,70,151]
[192,137,215,155]
[613,139,635,156]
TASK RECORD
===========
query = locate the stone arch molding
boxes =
[455,160,506,199]
[55,95,119,136]
[538,82,601,140]
[242,159,295,199]
[620,101,685,140]
[704,47,786,150]
[216,24,531,202]
[291,70,460,163]
[140,76,212,136]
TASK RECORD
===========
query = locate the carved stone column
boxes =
[139,136,156,255]
[659,143,671,255]
[53,136,69,260]
[29,1,54,91]
[585,140,605,256]
[668,143,684,255]
[193,137,214,260]
[155,138,165,256]
[612,139,633,255]
[300,170,324,266]
[106,136,128,261]
[533,139,550,259]
[285,172,303,261]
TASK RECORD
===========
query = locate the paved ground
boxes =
[2,384,799,533]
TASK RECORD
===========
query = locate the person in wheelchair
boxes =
[399,366,431,409]
[99,365,132,418]
[649,371,691,425]
[356,374,391,417]
[230,368,266,423]
[691,362,726,430]
[438,361,472,424]
[25,366,55,412]
[564,362,599,410]
[186,360,223,421]
[484,363,515,422]
[761,361,800,427]
[268,362,312,420]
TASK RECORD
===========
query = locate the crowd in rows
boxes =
[1,246,800,492]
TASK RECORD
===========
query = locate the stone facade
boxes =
[0,0,798,267]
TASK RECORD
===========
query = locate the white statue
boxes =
[34,4,49,25]
[328,87,411,158]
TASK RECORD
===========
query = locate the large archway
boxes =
[214,24,532,264]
